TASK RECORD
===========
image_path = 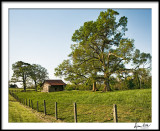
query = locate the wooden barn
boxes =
[41,80,66,92]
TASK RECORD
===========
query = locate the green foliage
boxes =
[55,9,136,92]
[37,84,42,91]
[11,61,49,91]
[54,9,152,92]
[132,49,152,69]
[65,82,93,91]
[122,78,135,90]
[109,69,151,90]
[12,61,31,91]
[9,84,18,88]
[30,64,49,91]
[65,84,76,91]
[132,68,151,89]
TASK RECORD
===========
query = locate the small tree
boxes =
[132,49,152,89]
[9,84,18,88]
[12,61,31,92]
[29,64,49,91]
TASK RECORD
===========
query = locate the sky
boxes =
[9,8,152,86]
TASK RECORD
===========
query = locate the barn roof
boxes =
[44,80,66,86]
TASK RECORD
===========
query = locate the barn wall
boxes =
[49,85,64,92]
[42,83,65,92]
[49,86,55,92]
[42,83,50,92]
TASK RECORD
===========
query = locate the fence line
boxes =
[9,90,118,122]
[74,102,77,123]
[113,104,118,123]
[55,102,58,120]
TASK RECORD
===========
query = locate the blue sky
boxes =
[9,9,152,84]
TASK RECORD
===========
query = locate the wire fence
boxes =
[9,90,151,123]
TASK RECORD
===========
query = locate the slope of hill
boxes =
[9,88,151,122]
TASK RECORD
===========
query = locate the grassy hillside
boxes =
[9,94,45,122]
[10,89,151,122]
[9,94,63,122]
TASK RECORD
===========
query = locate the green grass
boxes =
[9,95,45,122]
[10,89,151,123]
[9,94,63,122]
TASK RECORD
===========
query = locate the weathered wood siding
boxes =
[42,83,65,92]
[42,83,50,92]
[49,85,64,92]
[49,86,55,92]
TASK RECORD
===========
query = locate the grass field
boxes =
[9,88,151,123]
[9,94,62,122]
[9,94,45,122]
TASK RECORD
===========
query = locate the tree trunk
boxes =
[103,74,111,92]
[23,75,26,92]
[92,81,96,92]
[136,74,141,89]
[139,77,141,89]
[23,81,26,92]
[35,81,37,91]
[103,53,111,92]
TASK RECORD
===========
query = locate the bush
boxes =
[65,84,76,91]
[9,84,18,88]
[96,83,103,91]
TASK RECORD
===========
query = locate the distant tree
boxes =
[9,84,18,88]
[132,49,152,89]
[132,49,151,70]
[11,61,31,92]
[29,64,48,91]
[26,78,35,89]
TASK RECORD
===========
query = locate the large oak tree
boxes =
[55,9,135,92]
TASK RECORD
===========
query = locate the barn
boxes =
[41,80,66,92]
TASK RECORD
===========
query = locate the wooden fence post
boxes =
[44,100,46,115]
[55,102,57,120]
[37,101,39,112]
[29,99,30,107]
[74,102,77,123]
[113,104,118,123]
[26,99,27,106]
[17,96,19,102]
[31,100,33,109]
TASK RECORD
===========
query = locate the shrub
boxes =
[65,84,76,91]
[9,84,18,88]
